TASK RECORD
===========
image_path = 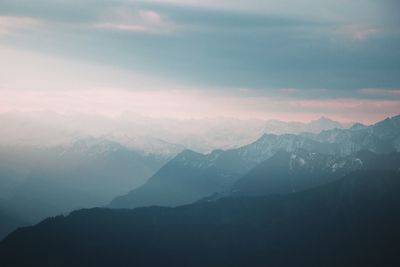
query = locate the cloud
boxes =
[0,1,399,92]
[92,8,175,33]
[331,24,381,41]
[359,88,400,98]
[0,44,179,92]
[0,15,42,35]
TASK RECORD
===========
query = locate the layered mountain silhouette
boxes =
[1,170,399,266]
[1,116,399,240]
[110,115,400,209]
[0,137,171,227]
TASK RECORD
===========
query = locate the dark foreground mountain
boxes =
[0,207,27,241]
[2,170,400,267]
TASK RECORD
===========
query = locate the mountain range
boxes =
[0,112,349,153]
[304,115,400,155]
[110,115,400,209]
[0,115,399,242]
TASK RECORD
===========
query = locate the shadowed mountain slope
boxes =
[232,150,400,197]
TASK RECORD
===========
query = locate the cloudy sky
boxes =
[1,0,399,123]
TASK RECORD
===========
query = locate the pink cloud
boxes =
[331,24,380,41]
[0,16,42,35]
[93,23,148,32]
[93,9,174,33]
[359,88,400,97]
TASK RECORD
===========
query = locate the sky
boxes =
[0,0,400,124]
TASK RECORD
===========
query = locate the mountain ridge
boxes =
[2,170,400,266]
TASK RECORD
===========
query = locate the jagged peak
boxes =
[392,114,400,120]
[350,122,367,130]
[313,116,336,123]
[176,149,204,157]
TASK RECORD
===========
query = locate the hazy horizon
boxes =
[0,109,353,152]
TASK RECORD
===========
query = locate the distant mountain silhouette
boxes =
[0,137,170,224]
[306,114,400,155]
[2,170,400,266]
[261,116,345,136]
[0,112,346,154]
